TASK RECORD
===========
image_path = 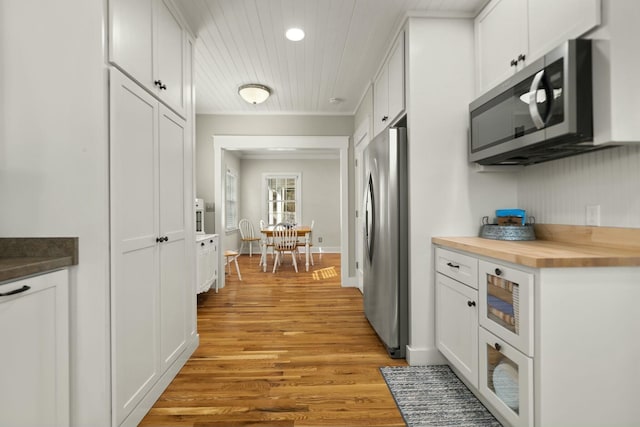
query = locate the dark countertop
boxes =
[0,238,78,284]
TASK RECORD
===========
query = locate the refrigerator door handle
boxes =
[365,173,375,263]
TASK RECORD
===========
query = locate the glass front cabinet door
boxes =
[478,260,534,356]
[479,327,533,427]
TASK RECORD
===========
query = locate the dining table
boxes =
[260,225,312,272]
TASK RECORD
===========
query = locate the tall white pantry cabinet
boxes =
[108,0,197,426]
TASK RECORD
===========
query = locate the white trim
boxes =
[405,345,448,366]
[214,135,351,287]
[353,117,370,293]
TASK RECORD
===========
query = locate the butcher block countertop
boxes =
[0,238,78,283]
[432,224,640,268]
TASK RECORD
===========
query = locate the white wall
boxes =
[0,0,111,424]
[517,145,640,227]
[404,17,518,364]
[239,158,341,250]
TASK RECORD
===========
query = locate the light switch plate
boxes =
[586,205,601,226]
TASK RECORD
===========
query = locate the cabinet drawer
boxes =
[435,247,478,288]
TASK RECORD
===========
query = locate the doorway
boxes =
[213,135,352,288]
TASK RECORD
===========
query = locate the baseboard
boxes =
[405,345,448,366]
[119,335,199,427]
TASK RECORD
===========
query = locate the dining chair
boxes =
[297,219,315,266]
[238,218,261,257]
[224,249,242,280]
[272,223,299,273]
[259,219,275,267]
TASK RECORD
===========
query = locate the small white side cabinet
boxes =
[373,31,405,137]
[475,0,601,95]
[435,248,479,388]
[109,0,186,117]
[196,234,218,294]
[0,269,69,427]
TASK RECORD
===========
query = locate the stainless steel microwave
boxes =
[469,39,600,166]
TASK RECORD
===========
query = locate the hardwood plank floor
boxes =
[139,252,407,426]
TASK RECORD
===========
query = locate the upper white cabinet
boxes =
[475,0,528,95]
[373,31,405,137]
[475,0,601,95]
[110,0,186,117]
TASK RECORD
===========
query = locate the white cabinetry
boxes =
[588,0,640,145]
[475,0,528,94]
[109,0,186,117]
[434,243,640,427]
[110,68,194,427]
[475,0,601,94]
[435,248,479,388]
[0,269,69,427]
[373,31,405,136]
[196,234,218,294]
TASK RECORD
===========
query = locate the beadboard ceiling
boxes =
[174,0,488,115]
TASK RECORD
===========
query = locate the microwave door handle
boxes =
[528,70,546,129]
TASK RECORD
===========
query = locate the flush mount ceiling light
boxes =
[238,84,271,104]
[285,27,305,41]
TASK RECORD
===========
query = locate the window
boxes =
[225,169,238,230]
[264,173,301,225]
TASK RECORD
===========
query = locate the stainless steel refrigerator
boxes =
[363,126,408,359]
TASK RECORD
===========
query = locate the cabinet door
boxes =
[373,65,389,137]
[478,260,534,356]
[109,0,154,90]
[387,32,405,125]
[479,327,533,427]
[196,241,208,293]
[528,0,601,61]
[436,274,479,388]
[158,105,188,368]
[0,270,69,427]
[110,69,160,426]
[475,0,528,94]
[155,0,185,116]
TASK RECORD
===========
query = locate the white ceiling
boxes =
[174,0,489,116]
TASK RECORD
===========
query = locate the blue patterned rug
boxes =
[380,365,503,427]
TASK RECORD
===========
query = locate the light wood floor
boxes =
[139,252,407,427]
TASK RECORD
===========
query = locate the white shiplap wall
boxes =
[517,145,640,227]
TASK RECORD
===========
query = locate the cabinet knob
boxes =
[154,79,163,87]
[381,115,388,122]
[164,236,169,242]
[510,59,518,67]
[156,237,163,242]
[494,342,502,352]
[446,262,460,269]
[210,239,213,243]
[518,53,526,62]
[201,242,205,246]
[494,268,502,276]
[160,83,167,90]
[467,300,476,307]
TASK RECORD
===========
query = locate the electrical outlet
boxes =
[586,205,601,226]
[318,237,323,243]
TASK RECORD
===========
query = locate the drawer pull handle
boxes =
[494,268,502,276]
[446,262,460,269]
[494,342,502,352]
[0,285,31,297]
[467,300,476,307]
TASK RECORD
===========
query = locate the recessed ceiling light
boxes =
[285,28,305,41]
